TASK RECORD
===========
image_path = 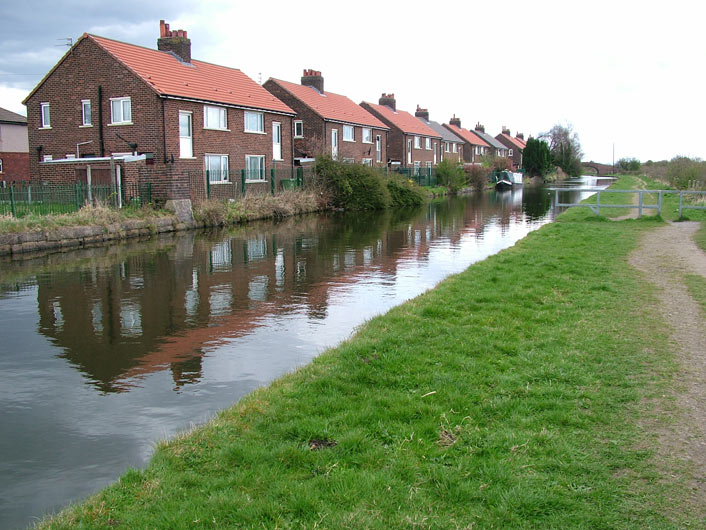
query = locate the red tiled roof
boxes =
[270,78,388,129]
[363,103,440,137]
[515,136,527,148]
[445,124,490,148]
[498,133,525,150]
[89,35,294,114]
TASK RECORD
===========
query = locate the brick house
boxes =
[495,127,526,169]
[0,107,30,182]
[413,106,464,164]
[360,95,441,172]
[443,116,490,164]
[23,20,295,200]
[471,123,509,158]
[263,71,388,166]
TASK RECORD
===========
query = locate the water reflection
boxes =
[1,187,594,529]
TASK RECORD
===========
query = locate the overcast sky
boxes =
[1,0,703,163]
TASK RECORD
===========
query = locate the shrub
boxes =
[315,156,390,210]
[665,156,706,189]
[464,165,490,192]
[386,175,426,207]
[435,159,466,193]
[492,157,513,172]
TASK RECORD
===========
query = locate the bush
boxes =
[386,175,426,207]
[464,165,490,192]
[665,156,706,189]
[435,159,466,194]
[315,156,391,210]
[616,157,641,172]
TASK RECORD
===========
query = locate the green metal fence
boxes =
[200,167,319,201]
[394,167,438,187]
[0,181,151,218]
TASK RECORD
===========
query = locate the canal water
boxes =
[0,183,603,529]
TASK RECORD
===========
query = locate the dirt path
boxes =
[628,221,706,514]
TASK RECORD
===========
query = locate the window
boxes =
[445,142,450,153]
[362,158,372,166]
[294,120,303,138]
[245,155,265,181]
[375,135,382,163]
[413,160,421,176]
[204,105,227,130]
[426,161,432,169]
[179,111,193,158]
[343,125,355,142]
[475,146,482,155]
[452,143,457,153]
[342,157,355,164]
[509,148,514,156]
[110,97,132,124]
[414,136,421,149]
[81,100,91,126]
[0,159,3,173]
[40,102,50,128]
[425,137,431,150]
[244,111,264,133]
[43,155,53,161]
[205,154,229,183]
[362,127,372,143]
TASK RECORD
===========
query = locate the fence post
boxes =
[241,169,246,197]
[74,182,81,212]
[596,191,601,216]
[679,191,683,219]
[638,190,643,218]
[271,168,275,195]
[657,191,663,216]
[297,167,303,187]
[205,170,211,199]
[9,185,16,217]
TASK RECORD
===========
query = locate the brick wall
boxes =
[495,135,523,169]
[0,152,30,182]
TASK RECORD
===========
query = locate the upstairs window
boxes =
[81,100,91,126]
[294,120,303,138]
[445,142,450,152]
[40,102,51,128]
[343,125,355,142]
[204,105,228,130]
[244,111,264,133]
[0,159,3,173]
[362,128,372,143]
[509,148,514,156]
[414,136,421,149]
[110,97,132,125]
[425,137,431,150]
[452,143,457,153]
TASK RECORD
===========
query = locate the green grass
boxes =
[36,185,698,528]
[695,223,706,252]
[684,274,706,314]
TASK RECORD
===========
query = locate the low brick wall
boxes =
[0,216,193,257]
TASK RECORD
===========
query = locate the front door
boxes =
[332,129,339,160]
[273,122,282,160]
[179,111,192,159]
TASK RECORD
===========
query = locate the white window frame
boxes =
[362,158,372,166]
[179,111,193,159]
[204,105,228,130]
[43,155,53,162]
[81,100,92,127]
[205,154,229,183]
[414,136,421,149]
[245,155,266,181]
[0,158,3,173]
[272,122,282,161]
[375,135,382,163]
[475,146,482,155]
[362,127,372,143]
[40,102,51,128]
[509,148,514,156]
[109,97,132,125]
[293,120,303,138]
[343,125,355,142]
[425,137,431,150]
[452,143,457,153]
[413,160,421,175]
[244,111,265,134]
[445,141,450,153]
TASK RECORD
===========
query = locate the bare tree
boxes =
[540,124,583,177]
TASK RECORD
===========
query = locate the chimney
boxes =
[475,122,485,133]
[449,114,461,128]
[379,93,396,111]
[301,69,324,93]
[516,132,524,140]
[502,126,511,135]
[414,105,429,121]
[158,19,191,63]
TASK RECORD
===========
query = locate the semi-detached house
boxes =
[263,71,388,166]
[495,128,527,169]
[443,116,491,165]
[413,106,464,164]
[23,20,295,200]
[361,95,441,172]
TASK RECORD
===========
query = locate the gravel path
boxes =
[628,221,706,513]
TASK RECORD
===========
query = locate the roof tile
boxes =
[445,124,490,148]
[364,103,441,137]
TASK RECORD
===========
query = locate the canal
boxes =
[0,182,603,528]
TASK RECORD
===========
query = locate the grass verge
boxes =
[684,274,706,314]
[36,191,696,528]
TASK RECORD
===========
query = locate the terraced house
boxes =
[263,71,388,166]
[361,95,441,172]
[495,127,526,169]
[444,116,491,164]
[23,20,295,200]
[413,106,464,164]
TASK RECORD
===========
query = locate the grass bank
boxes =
[37,182,698,528]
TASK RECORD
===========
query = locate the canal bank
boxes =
[30,180,706,528]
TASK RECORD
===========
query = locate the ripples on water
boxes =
[0,184,605,529]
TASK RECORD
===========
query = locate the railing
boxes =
[197,167,319,201]
[0,181,151,218]
[395,167,437,187]
[548,188,706,218]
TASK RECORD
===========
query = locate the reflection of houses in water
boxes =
[30,198,516,393]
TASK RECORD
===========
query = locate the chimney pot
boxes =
[379,93,396,111]
[157,20,191,63]
[302,68,324,93]
[449,115,461,128]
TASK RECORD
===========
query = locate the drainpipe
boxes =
[162,97,168,163]
[97,86,105,157]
